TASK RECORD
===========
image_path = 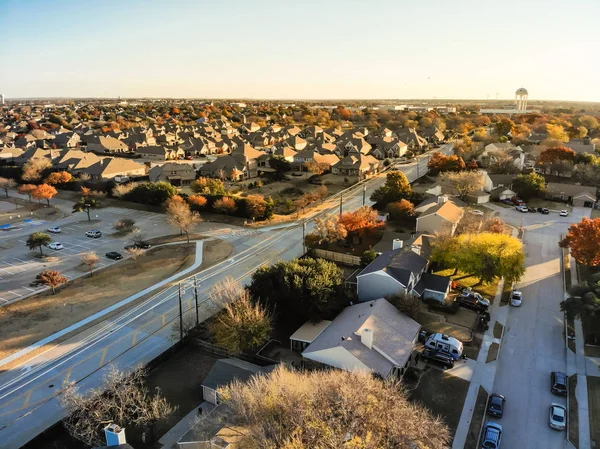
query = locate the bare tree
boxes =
[22,158,51,181]
[112,182,137,198]
[60,366,175,447]
[0,177,17,198]
[37,270,68,294]
[439,171,483,200]
[307,215,347,245]
[126,247,145,267]
[165,196,201,243]
[80,252,99,276]
[113,218,137,233]
[210,366,450,449]
[386,293,421,318]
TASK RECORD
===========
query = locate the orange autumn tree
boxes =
[45,171,72,185]
[188,195,207,208]
[538,146,576,163]
[32,183,57,205]
[560,217,600,266]
[387,199,415,221]
[339,206,384,237]
[427,152,466,174]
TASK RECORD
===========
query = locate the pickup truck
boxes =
[456,291,490,312]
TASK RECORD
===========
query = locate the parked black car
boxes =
[105,251,123,260]
[551,371,568,396]
[420,349,455,369]
[537,207,550,214]
[456,293,490,312]
[487,393,506,418]
[528,207,537,213]
[125,241,152,250]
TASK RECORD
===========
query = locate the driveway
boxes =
[486,205,590,448]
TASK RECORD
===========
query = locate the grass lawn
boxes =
[569,375,579,449]
[464,386,488,449]
[591,208,600,219]
[0,240,232,369]
[500,281,512,306]
[433,269,500,301]
[486,342,499,363]
[409,368,470,440]
[588,376,600,448]
[493,322,503,339]
[525,198,569,210]
[467,205,499,216]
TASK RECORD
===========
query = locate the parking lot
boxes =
[0,206,173,305]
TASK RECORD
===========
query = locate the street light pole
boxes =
[339,192,343,216]
[193,276,199,326]
[362,185,366,205]
[178,283,183,341]
[302,222,306,255]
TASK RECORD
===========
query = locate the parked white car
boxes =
[469,209,484,216]
[85,230,102,238]
[559,210,569,217]
[47,242,64,250]
[510,290,523,307]
[47,227,61,233]
[549,403,566,430]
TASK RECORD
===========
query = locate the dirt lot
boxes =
[409,367,470,440]
[0,239,233,366]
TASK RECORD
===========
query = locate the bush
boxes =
[361,249,378,267]
[387,293,421,318]
[123,181,177,206]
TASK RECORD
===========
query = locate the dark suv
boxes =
[456,292,490,312]
[125,241,151,250]
[420,349,455,369]
[551,371,567,396]
[537,207,550,214]
[486,393,505,418]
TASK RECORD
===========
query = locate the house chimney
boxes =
[437,195,448,205]
[392,239,404,250]
[361,328,373,350]
[104,423,127,446]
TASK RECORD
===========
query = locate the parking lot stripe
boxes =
[6,291,22,297]
[72,224,85,228]
[0,297,7,303]
[21,286,37,292]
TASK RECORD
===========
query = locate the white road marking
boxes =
[21,286,37,292]
[6,291,22,297]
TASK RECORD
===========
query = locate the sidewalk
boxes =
[566,253,592,448]
[451,279,506,449]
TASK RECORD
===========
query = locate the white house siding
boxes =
[302,347,371,373]
[357,272,405,302]
[422,288,447,303]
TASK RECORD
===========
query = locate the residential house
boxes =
[87,136,130,154]
[565,138,596,155]
[395,128,428,151]
[148,162,196,186]
[368,137,408,160]
[356,244,451,303]
[273,146,297,162]
[489,174,516,189]
[466,190,491,204]
[199,148,262,181]
[439,170,493,195]
[201,358,275,405]
[0,145,24,161]
[490,186,516,201]
[481,143,525,171]
[135,145,184,160]
[295,298,421,379]
[52,131,80,148]
[332,153,380,178]
[292,147,340,171]
[414,195,465,215]
[415,196,464,235]
[83,158,146,180]
[546,182,597,207]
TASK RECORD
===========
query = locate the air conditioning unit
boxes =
[104,423,127,446]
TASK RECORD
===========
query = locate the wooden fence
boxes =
[312,248,361,266]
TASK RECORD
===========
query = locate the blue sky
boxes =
[1,0,599,101]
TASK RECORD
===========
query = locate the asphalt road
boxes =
[0,143,454,448]
[487,204,589,449]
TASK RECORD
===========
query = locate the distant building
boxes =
[0,94,4,105]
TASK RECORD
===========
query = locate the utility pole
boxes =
[302,222,306,255]
[339,192,343,216]
[362,185,366,205]
[193,276,199,325]
[178,283,183,341]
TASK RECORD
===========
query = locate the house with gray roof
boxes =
[148,162,196,186]
[356,245,450,303]
[201,358,275,405]
[299,298,421,379]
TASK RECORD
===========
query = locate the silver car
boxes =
[549,403,566,431]
[510,290,522,307]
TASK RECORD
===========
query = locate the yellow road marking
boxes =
[99,347,108,367]
[132,330,138,346]
[22,390,32,408]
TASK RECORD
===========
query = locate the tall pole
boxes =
[193,276,199,325]
[178,283,183,341]
[339,192,343,216]
[302,222,306,255]
[362,185,366,206]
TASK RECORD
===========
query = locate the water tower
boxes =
[515,88,528,112]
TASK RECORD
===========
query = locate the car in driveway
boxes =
[549,403,566,430]
[510,290,523,307]
[516,205,528,213]
[47,242,64,250]
[125,241,152,250]
[85,230,102,238]
[481,422,502,448]
[528,207,536,213]
[469,209,484,216]
[105,251,123,260]
[456,291,490,312]
[47,226,61,233]
[486,393,505,418]
[537,207,549,214]
[551,371,568,395]
[420,349,455,369]
[559,210,569,217]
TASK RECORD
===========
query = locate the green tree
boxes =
[512,172,546,200]
[190,177,226,196]
[209,278,272,354]
[268,155,292,180]
[72,197,99,221]
[125,181,177,206]
[361,249,378,267]
[370,171,411,206]
[248,258,345,322]
[26,231,52,256]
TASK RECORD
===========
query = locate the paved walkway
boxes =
[0,240,204,369]
[451,280,506,449]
